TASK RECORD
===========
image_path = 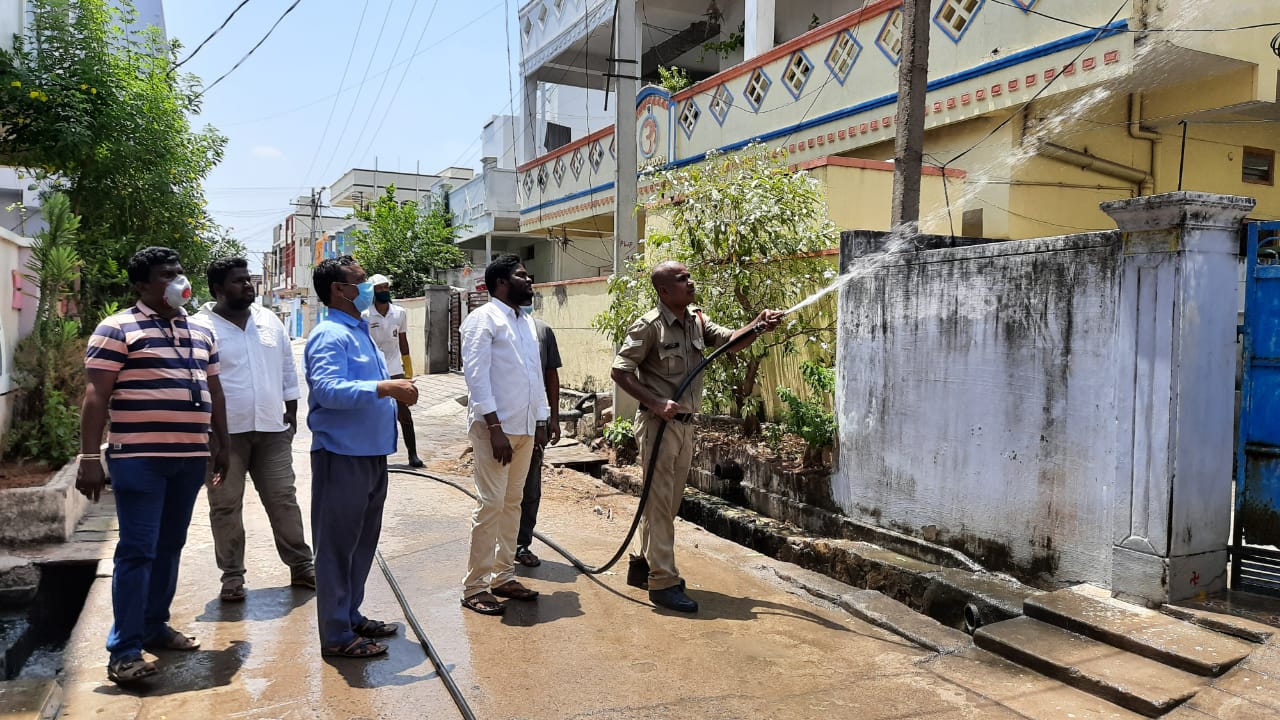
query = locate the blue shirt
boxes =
[304,309,396,456]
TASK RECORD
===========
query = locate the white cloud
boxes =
[252,145,284,159]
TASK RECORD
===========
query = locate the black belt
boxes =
[640,405,694,423]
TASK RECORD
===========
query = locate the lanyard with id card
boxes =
[152,315,204,408]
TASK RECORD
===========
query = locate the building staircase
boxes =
[971,584,1276,718]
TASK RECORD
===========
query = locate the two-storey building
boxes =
[516,1,1280,251]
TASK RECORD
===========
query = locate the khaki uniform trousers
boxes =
[633,411,697,591]
[463,422,536,598]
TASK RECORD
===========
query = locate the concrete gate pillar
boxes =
[1101,192,1255,606]
[424,285,452,374]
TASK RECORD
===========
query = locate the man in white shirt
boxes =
[362,274,423,467]
[197,258,315,603]
[458,254,548,616]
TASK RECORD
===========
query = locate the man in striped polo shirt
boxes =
[78,247,230,685]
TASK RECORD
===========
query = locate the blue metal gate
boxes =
[1234,222,1280,596]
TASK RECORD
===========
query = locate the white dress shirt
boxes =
[363,303,408,376]
[460,299,550,435]
[194,303,300,435]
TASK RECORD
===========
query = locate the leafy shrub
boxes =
[657,65,691,94]
[777,361,836,467]
[603,419,635,447]
[603,418,638,466]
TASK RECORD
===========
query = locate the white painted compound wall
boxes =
[835,232,1123,586]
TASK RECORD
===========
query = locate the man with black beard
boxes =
[458,254,549,615]
[196,257,315,604]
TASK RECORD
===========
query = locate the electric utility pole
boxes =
[891,0,932,230]
[612,0,640,276]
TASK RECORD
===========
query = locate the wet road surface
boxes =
[56,363,1029,720]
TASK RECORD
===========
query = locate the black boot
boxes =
[403,422,424,468]
[626,556,649,589]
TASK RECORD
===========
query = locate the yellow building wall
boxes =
[531,278,616,395]
[811,162,965,237]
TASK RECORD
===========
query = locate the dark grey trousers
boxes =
[310,449,387,648]
[516,444,544,549]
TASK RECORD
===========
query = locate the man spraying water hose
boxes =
[610,261,784,612]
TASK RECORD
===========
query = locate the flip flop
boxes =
[461,591,506,615]
[220,585,247,602]
[492,580,539,601]
[322,636,388,658]
[353,618,399,638]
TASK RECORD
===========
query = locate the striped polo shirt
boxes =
[84,301,221,458]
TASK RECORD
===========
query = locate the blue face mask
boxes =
[520,304,533,316]
[346,281,374,313]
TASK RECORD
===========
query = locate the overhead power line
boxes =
[298,0,371,190]
[177,0,255,68]
[203,0,306,94]
[353,0,444,165]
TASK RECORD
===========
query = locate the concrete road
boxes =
[56,357,1091,720]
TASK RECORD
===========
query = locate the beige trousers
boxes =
[633,411,696,591]
[462,422,535,598]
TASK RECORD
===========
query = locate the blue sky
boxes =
[165,0,522,269]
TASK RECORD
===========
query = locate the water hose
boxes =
[391,320,770,577]
[377,321,769,720]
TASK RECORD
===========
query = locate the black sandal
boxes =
[353,618,399,638]
[515,548,542,567]
[322,636,388,658]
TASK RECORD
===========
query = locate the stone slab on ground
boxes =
[923,646,1146,720]
[975,616,1207,717]
[1025,588,1254,676]
[1163,602,1277,643]
[0,679,61,719]
[771,565,973,654]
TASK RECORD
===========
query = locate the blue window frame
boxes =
[742,67,772,112]
[824,29,863,84]
[875,9,904,66]
[933,0,987,44]
[780,50,815,100]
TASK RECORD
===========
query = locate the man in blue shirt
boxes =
[305,256,419,658]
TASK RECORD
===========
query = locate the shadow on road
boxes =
[195,585,313,623]
[500,590,585,626]
[325,635,439,688]
[92,640,251,698]
[682,589,862,633]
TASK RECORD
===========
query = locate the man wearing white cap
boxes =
[363,274,423,467]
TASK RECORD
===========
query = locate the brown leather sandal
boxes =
[492,580,539,601]
[461,591,506,615]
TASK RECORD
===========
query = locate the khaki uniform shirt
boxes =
[612,303,735,413]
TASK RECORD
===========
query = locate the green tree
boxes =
[189,225,248,302]
[350,184,467,295]
[0,0,227,317]
[594,143,839,423]
[4,193,85,466]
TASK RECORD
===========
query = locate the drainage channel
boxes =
[1,561,97,681]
